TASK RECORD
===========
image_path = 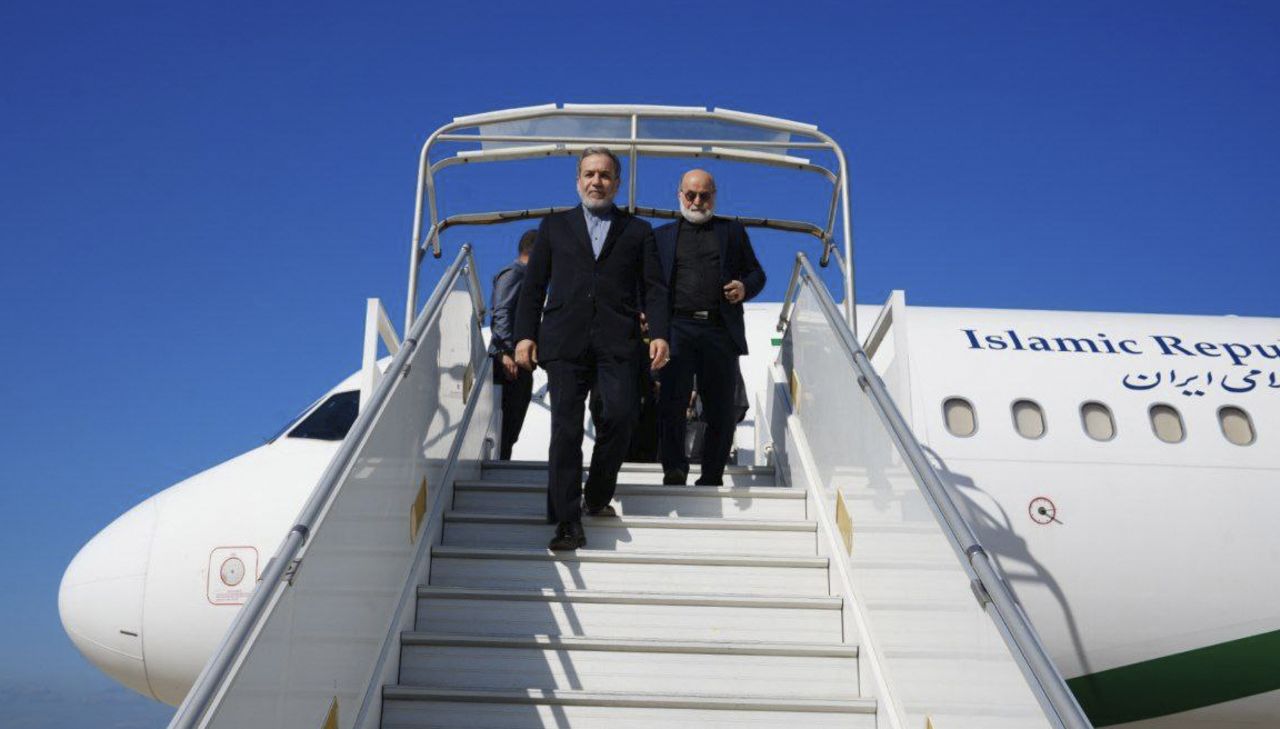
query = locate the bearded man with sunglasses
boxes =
[653,169,766,486]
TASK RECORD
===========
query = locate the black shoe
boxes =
[549,521,586,551]
[586,503,617,518]
[663,469,687,486]
[694,477,723,486]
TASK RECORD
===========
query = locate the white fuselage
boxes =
[60,302,1280,726]
[879,303,1280,728]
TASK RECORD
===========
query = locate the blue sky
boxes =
[1,1,1277,725]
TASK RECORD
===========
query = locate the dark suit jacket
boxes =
[487,259,525,355]
[654,218,765,355]
[514,205,670,363]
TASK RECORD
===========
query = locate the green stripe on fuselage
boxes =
[1067,628,1280,726]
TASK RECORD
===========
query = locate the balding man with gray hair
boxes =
[514,147,671,551]
[652,169,765,486]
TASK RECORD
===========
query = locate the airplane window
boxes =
[943,398,977,437]
[1149,404,1185,444]
[1080,402,1116,441]
[1011,400,1046,439]
[288,390,360,441]
[1218,406,1255,446]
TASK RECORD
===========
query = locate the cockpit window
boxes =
[287,390,360,441]
[267,395,323,443]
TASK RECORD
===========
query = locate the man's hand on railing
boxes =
[515,339,538,371]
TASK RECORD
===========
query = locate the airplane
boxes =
[59,105,1279,728]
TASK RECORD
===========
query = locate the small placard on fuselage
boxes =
[207,546,259,605]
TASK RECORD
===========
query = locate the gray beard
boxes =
[681,206,714,225]
[580,193,615,213]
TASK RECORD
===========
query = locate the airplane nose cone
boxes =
[59,497,157,699]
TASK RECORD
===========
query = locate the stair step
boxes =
[453,480,806,519]
[429,546,831,596]
[415,586,844,642]
[441,512,816,555]
[398,634,859,698]
[482,461,777,487]
[381,688,876,729]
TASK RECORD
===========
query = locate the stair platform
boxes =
[481,461,779,487]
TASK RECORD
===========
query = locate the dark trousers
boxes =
[659,318,740,484]
[592,342,659,463]
[626,363,660,463]
[544,349,638,523]
[493,356,533,461]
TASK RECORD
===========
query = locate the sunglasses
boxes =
[681,190,715,202]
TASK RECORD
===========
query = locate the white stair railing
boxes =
[775,251,1092,729]
[168,245,493,729]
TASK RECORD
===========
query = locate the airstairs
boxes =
[166,105,1092,729]
[382,460,875,728]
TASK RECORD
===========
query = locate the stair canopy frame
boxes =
[777,252,1094,729]
[168,245,492,729]
[405,103,858,335]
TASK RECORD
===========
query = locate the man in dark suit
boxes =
[514,148,670,551]
[488,229,536,460]
[654,169,765,486]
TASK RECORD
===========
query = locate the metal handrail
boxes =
[434,133,835,148]
[167,245,483,729]
[350,352,494,729]
[405,104,859,336]
[778,252,1092,729]
[427,143,839,185]
[416,207,830,255]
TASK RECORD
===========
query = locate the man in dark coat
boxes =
[654,169,765,486]
[488,229,536,460]
[514,148,670,550]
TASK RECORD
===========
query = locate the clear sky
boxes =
[1,1,1277,725]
